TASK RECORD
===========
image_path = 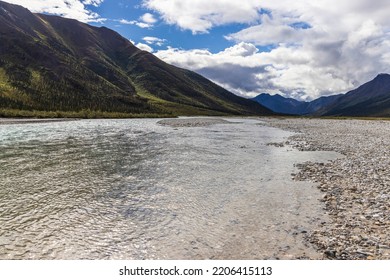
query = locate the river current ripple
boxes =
[0,118,339,259]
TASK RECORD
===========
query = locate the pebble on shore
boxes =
[157,117,232,127]
[264,118,390,260]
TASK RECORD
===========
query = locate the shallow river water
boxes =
[0,118,339,259]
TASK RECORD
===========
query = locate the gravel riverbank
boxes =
[157,117,232,127]
[263,117,390,260]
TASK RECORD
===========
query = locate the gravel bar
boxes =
[157,117,232,127]
[263,117,390,260]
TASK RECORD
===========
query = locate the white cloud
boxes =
[136,43,153,52]
[143,0,262,34]
[82,0,103,7]
[140,13,157,24]
[225,14,310,46]
[119,19,151,28]
[155,37,390,100]
[4,0,104,22]
[119,19,134,24]
[149,0,390,100]
[118,13,158,29]
[155,43,272,97]
[219,42,258,57]
[143,36,166,46]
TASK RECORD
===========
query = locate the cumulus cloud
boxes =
[155,37,390,100]
[4,0,104,22]
[143,0,262,34]
[155,43,272,97]
[219,43,258,57]
[140,13,157,24]
[119,12,158,29]
[150,0,390,100]
[225,14,310,46]
[82,0,103,7]
[136,43,153,52]
[143,36,166,46]
[119,19,151,28]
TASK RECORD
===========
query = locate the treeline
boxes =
[0,58,169,115]
[0,108,173,118]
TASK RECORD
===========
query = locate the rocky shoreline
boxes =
[263,117,390,259]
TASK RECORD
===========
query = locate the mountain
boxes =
[254,74,390,117]
[304,94,343,115]
[251,93,304,115]
[322,74,390,117]
[252,93,342,115]
[0,1,272,117]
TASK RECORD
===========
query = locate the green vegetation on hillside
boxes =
[0,1,273,118]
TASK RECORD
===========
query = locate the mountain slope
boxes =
[304,94,343,115]
[0,1,272,117]
[252,93,342,115]
[251,93,304,115]
[322,74,390,116]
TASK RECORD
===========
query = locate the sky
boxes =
[4,0,390,101]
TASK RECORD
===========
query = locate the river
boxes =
[0,117,339,259]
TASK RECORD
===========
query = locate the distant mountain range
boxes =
[253,74,390,117]
[251,93,342,115]
[0,1,272,117]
